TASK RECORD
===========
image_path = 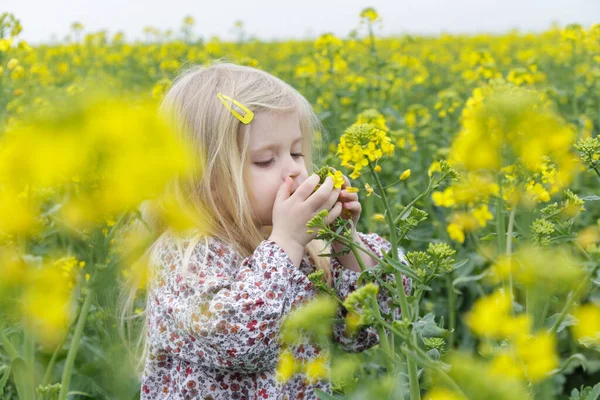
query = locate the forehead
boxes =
[248,112,303,151]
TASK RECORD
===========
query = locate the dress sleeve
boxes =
[147,235,312,373]
[331,232,412,352]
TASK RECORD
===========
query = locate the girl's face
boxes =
[244,111,309,227]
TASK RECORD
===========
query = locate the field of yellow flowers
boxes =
[1,8,600,400]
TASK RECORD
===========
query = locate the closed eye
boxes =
[254,159,274,167]
[254,153,304,168]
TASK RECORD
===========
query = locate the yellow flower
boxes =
[432,189,456,208]
[10,65,25,80]
[515,333,559,382]
[345,311,362,335]
[372,213,386,222]
[471,204,493,227]
[303,354,329,383]
[466,290,513,338]
[359,7,380,23]
[571,304,600,345]
[447,223,465,243]
[345,187,359,193]
[337,123,394,179]
[424,388,465,400]
[276,349,298,383]
[7,58,19,70]
[329,169,344,189]
[374,165,382,173]
[428,161,442,177]
[400,169,411,180]
[489,352,525,380]
[364,183,374,196]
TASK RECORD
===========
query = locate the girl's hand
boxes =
[270,174,342,254]
[337,174,361,228]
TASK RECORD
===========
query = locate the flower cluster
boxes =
[341,282,379,333]
[314,166,344,189]
[337,123,395,179]
[465,289,559,382]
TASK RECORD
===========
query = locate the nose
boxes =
[284,155,303,191]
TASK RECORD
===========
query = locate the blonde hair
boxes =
[117,60,332,376]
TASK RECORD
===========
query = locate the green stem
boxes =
[369,162,420,400]
[548,263,599,334]
[371,296,394,373]
[23,323,36,400]
[506,207,516,309]
[393,179,433,225]
[58,288,94,400]
[330,232,385,267]
[41,301,82,387]
[446,274,456,349]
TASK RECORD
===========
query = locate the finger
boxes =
[324,202,343,224]
[343,201,362,211]
[341,174,351,189]
[292,174,320,201]
[275,176,293,204]
[338,190,358,202]
[321,186,341,212]
[307,176,334,209]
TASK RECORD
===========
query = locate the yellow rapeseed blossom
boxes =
[447,223,465,243]
[471,204,493,227]
[303,354,330,383]
[571,304,600,346]
[372,213,386,222]
[337,123,394,179]
[424,388,466,400]
[400,169,411,180]
[6,58,19,70]
[466,289,531,339]
[487,245,583,294]
[515,333,559,382]
[0,93,196,230]
[489,352,525,380]
[276,349,298,383]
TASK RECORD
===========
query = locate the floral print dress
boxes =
[140,231,412,399]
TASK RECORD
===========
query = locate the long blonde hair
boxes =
[117,60,332,377]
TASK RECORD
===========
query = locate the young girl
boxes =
[134,61,412,399]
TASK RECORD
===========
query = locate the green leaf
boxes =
[479,232,497,241]
[0,365,11,396]
[412,313,448,338]
[551,353,588,376]
[382,253,422,283]
[453,271,487,287]
[451,258,469,271]
[546,313,577,333]
[11,357,35,400]
[585,383,600,400]
[582,196,600,202]
[67,391,95,398]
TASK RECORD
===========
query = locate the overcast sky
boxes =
[5,0,600,44]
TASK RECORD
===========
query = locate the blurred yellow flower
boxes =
[303,354,329,383]
[276,349,298,383]
[515,332,559,382]
[571,304,600,345]
[400,169,411,180]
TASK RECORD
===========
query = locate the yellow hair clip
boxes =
[216,92,254,124]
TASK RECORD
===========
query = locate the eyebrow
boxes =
[252,136,303,152]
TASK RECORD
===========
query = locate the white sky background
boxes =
[5,0,600,44]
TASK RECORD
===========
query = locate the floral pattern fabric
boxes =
[141,231,412,399]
